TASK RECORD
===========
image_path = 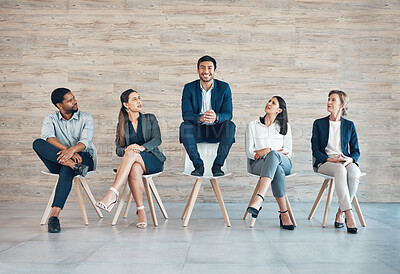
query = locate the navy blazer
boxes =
[311,116,360,168]
[116,113,166,163]
[181,79,233,124]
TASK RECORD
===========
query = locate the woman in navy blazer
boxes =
[97,89,166,229]
[311,90,361,234]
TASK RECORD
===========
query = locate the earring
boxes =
[126,109,130,113]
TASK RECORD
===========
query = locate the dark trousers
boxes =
[179,120,236,167]
[33,139,94,209]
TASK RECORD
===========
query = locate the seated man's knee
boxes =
[333,164,347,176]
[32,138,45,151]
[179,121,195,142]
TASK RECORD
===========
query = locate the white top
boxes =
[325,120,342,157]
[200,80,213,115]
[245,119,292,159]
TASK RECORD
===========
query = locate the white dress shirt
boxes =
[245,119,292,159]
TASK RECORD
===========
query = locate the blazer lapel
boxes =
[196,80,202,112]
[211,79,217,110]
[141,113,148,142]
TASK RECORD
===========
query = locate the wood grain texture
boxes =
[0,0,399,202]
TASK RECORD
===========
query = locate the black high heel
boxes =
[345,217,358,234]
[279,210,294,230]
[247,194,264,218]
[334,211,344,228]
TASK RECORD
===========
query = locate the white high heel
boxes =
[136,205,147,229]
[96,187,119,213]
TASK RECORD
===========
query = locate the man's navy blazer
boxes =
[311,116,360,168]
[181,79,233,124]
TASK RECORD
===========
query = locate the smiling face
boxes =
[265,97,282,116]
[123,91,142,113]
[197,61,216,83]
[327,93,343,115]
[57,92,78,114]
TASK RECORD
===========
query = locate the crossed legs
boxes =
[97,150,147,226]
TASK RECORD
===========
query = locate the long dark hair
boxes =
[260,96,289,135]
[115,89,138,146]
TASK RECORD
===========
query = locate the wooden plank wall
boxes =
[0,0,399,203]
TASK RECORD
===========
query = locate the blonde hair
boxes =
[329,90,349,116]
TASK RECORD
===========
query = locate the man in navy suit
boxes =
[179,56,236,176]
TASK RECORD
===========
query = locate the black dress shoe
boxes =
[279,210,295,230]
[211,164,224,177]
[345,218,358,234]
[48,216,61,233]
[334,212,344,228]
[74,164,89,177]
[191,165,204,176]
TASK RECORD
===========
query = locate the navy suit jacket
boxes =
[311,116,360,168]
[181,79,233,124]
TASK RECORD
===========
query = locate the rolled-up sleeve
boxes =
[41,115,56,140]
[78,115,95,150]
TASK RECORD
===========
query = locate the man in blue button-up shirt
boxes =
[179,56,236,177]
[33,88,95,233]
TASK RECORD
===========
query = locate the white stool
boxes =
[40,170,103,226]
[243,171,297,228]
[308,171,366,228]
[111,170,168,226]
[181,143,231,227]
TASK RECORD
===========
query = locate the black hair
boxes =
[197,55,217,69]
[51,88,71,108]
[260,96,289,135]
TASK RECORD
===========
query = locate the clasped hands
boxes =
[57,147,82,164]
[254,148,289,160]
[327,154,353,166]
[199,109,217,124]
[125,144,145,154]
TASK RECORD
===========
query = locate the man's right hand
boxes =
[199,110,217,124]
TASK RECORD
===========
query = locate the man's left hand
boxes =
[57,147,75,164]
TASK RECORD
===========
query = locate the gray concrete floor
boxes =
[0,200,399,274]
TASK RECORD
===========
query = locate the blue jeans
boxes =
[33,139,94,209]
[249,150,292,198]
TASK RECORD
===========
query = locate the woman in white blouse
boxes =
[245,96,294,230]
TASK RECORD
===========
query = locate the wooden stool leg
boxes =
[243,179,261,220]
[322,179,335,228]
[210,179,231,227]
[183,178,202,227]
[250,217,257,228]
[111,183,127,226]
[285,195,297,227]
[308,179,330,220]
[75,178,88,225]
[353,195,366,227]
[40,183,57,225]
[80,177,103,218]
[148,178,169,219]
[144,178,158,227]
[123,192,133,218]
[181,181,198,220]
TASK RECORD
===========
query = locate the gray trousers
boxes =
[318,162,360,211]
[250,150,292,198]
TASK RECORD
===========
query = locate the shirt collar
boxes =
[57,110,80,121]
[199,80,214,93]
